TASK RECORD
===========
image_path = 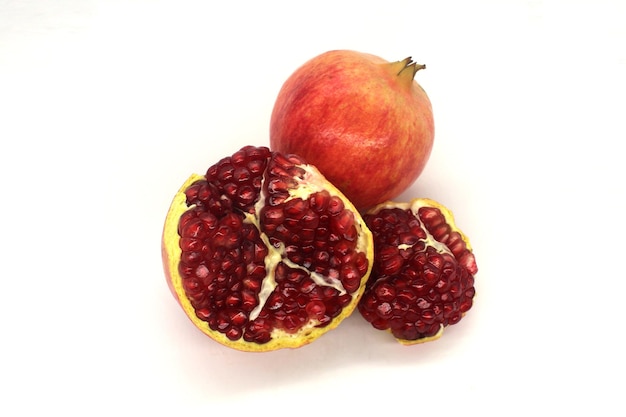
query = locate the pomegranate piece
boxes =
[162,146,374,351]
[358,199,478,344]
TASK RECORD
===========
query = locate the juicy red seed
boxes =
[374,282,396,302]
[244,145,270,159]
[282,286,299,299]
[229,310,247,327]
[281,312,308,333]
[397,290,417,304]
[196,308,210,320]
[246,264,265,279]
[244,318,271,339]
[306,300,326,318]
[322,286,338,299]
[178,208,199,229]
[459,298,473,313]
[247,159,265,175]
[217,164,234,183]
[262,206,284,225]
[375,302,393,319]
[378,246,399,261]
[355,252,369,275]
[421,309,436,324]
[422,265,439,284]
[371,318,389,330]
[267,293,284,310]
[233,167,251,183]
[267,193,288,207]
[180,237,202,252]
[284,198,308,218]
[330,210,357,241]
[230,149,248,166]
[223,182,238,198]
[180,218,207,239]
[399,232,419,245]
[241,291,257,311]
[334,241,353,258]
[416,297,431,309]
[266,178,289,194]
[337,293,352,307]
[431,224,451,241]
[198,211,218,228]
[237,185,256,206]
[301,211,319,229]
[310,190,330,213]
[391,299,409,315]
[225,293,241,307]
[428,252,445,269]
[460,251,479,275]
[341,267,361,293]
[271,152,295,169]
[417,206,443,225]
[225,327,242,341]
[300,279,316,294]
[185,181,214,205]
[181,250,202,265]
[194,264,210,279]
[182,277,201,293]
[327,196,345,216]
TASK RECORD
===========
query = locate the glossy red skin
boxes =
[270,50,434,211]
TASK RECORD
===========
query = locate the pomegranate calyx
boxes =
[389,56,426,87]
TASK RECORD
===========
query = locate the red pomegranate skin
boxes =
[270,50,435,211]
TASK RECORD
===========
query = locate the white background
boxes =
[1,0,625,415]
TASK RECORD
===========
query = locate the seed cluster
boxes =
[243,262,353,344]
[176,146,369,344]
[359,207,476,341]
[261,190,368,294]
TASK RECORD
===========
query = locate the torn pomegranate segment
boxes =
[358,199,477,345]
[162,146,374,351]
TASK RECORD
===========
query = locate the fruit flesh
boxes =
[270,50,434,210]
[358,199,477,344]
[162,146,373,351]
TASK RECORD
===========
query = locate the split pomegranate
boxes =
[162,146,374,351]
[358,198,477,344]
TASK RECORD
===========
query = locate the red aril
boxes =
[162,146,374,351]
[358,198,477,344]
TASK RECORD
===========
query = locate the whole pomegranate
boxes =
[162,146,374,351]
[358,198,477,344]
[270,50,435,211]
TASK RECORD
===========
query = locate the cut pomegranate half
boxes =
[358,198,477,345]
[162,146,374,351]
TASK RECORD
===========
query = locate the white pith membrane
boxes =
[245,162,371,340]
[367,199,461,343]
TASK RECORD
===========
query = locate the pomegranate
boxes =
[270,49,435,211]
[358,198,477,344]
[162,146,374,351]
